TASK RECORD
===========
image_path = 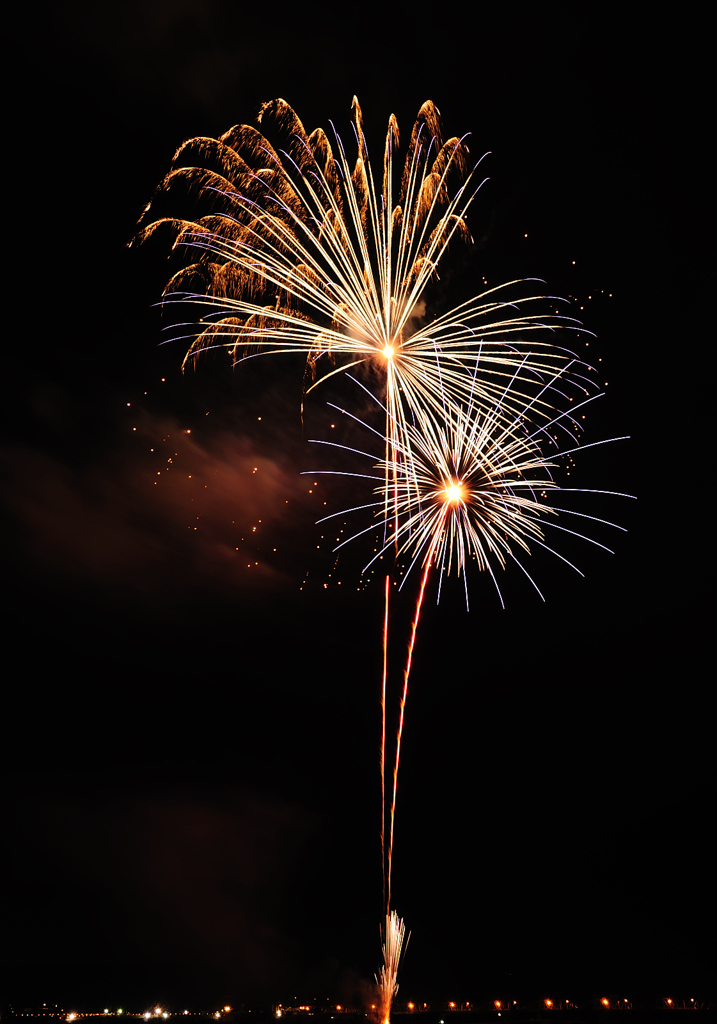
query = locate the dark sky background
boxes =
[2,3,711,1012]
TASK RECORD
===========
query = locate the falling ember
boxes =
[375,911,409,1024]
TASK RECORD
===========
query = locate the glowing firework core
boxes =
[383,344,395,360]
[443,481,464,503]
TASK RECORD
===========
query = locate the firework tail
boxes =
[385,545,437,914]
[381,573,389,915]
[379,533,441,1022]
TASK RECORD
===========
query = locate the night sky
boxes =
[2,4,711,1012]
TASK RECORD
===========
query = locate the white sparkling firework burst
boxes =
[311,363,632,609]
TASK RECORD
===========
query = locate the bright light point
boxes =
[383,344,394,360]
[443,481,464,503]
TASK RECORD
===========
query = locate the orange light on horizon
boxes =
[601,999,609,1007]
[544,999,553,1009]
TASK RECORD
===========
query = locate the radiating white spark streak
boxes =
[539,519,616,554]
[309,439,377,460]
[546,507,628,530]
[316,502,384,524]
[547,436,632,458]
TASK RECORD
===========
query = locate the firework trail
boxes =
[386,555,431,918]
[381,572,389,915]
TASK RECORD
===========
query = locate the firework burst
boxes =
[135,97,631,1021]
[132,96,596,447]
[316,359,631,610]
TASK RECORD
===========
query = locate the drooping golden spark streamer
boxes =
[132,96,597,458]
